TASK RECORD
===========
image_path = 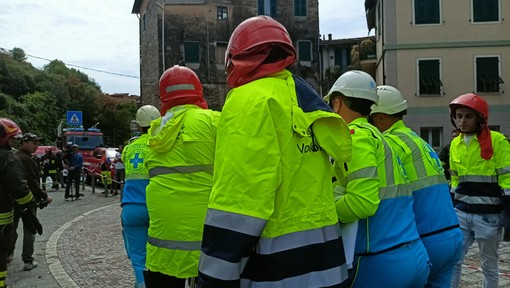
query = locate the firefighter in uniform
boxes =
[449,93,510,288]
[370,85,463,287]
[197,16,352,287]
[324,71,430,288]
[143,65,220,288]
[121,104,160,288]
[41,148,59,191]
[0,118,35,288]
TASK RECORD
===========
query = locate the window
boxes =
[414,0,440,25]
[417,59,443,95]
[475,56,503,93]
[297,40,312,62]
[294,0,307,17]
[215,42,228,64]
[258,0,277,17]
[184,41,199,63]
[334,46,351,69]
[217,6,228,20]
[420,127,443,150]
[472,0,499,22]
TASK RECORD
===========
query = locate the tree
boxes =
[11,47,27,62]
[22,91,60,143]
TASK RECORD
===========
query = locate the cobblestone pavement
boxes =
[6,185,510,287]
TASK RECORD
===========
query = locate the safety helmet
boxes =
[449,93,488,125]
[136,105,160,127]
[225,16,296,69]
[159,65,203,103]
[324,70,378,104]
[0,117,22,146]
[371,85,408,115]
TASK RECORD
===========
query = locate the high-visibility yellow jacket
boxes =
[145,105,220,278]
[450,130,510,214]
[383,120,459,237]
[122,134,150,205]
[333,118,419,255]
[198,70,352,287]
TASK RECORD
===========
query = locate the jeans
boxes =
[451,209,501,288]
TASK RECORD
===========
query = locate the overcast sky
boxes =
[0,0,371,96]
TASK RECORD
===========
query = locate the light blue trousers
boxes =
[121,204,149,287]
[422,228,463,288]
[352,239,430,288]
[451,209,500,288]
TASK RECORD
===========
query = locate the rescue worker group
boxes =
[1,16,510,288]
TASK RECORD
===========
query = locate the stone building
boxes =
[365,0,509,149]
[131,0,320,111]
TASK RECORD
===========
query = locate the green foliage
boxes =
[11,47,27,62]
[0,48,135,146]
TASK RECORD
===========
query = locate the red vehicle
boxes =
[57,127,104,183]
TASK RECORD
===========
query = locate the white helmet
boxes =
[136,105,160,127]
[323,70,378,104]
[371,85,408,115]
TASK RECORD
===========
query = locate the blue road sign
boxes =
[67,111,83,126]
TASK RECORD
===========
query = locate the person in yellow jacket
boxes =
[197,16,352,288]
[449,93,510,288]
[370,85,462,287]
[121,105,160,288]
[144,65,220,288]
[0,118,35,288]
[324,72,430,288]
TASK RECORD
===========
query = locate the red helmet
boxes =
[449,93,489,125]
[225,16,296,87]
[225,16,295,68]
[159,65,203,103]
[0,117,22,146]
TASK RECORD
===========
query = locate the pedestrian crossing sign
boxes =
[67,111,83,126]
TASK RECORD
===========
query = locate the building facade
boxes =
[366,0,509,150]
[132,0,321,111]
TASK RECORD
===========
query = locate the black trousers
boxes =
[64,170,81,198]
[144,270,186,288]
[0,224,13,273]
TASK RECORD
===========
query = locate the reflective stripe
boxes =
[393,132,428,178]
[381,140,396,185]
[455,194,500,206]
[459,175,498,183]
[147,236,201,251]
[124,172,149,180]
[504,188,510,196]
[15,192,33,205]
[205,208,266,237]
[199,252,249,281]
[166,83,195,93]
[346,166,377,182]
[0,211,13,225]
[240,266,348,288]
[149,164,213,178]
[379,183,411,200]
[498,166,510,176]
[257,224,340,254]
[409,174,448,192]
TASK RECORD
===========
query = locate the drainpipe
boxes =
[156,2,166,74]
